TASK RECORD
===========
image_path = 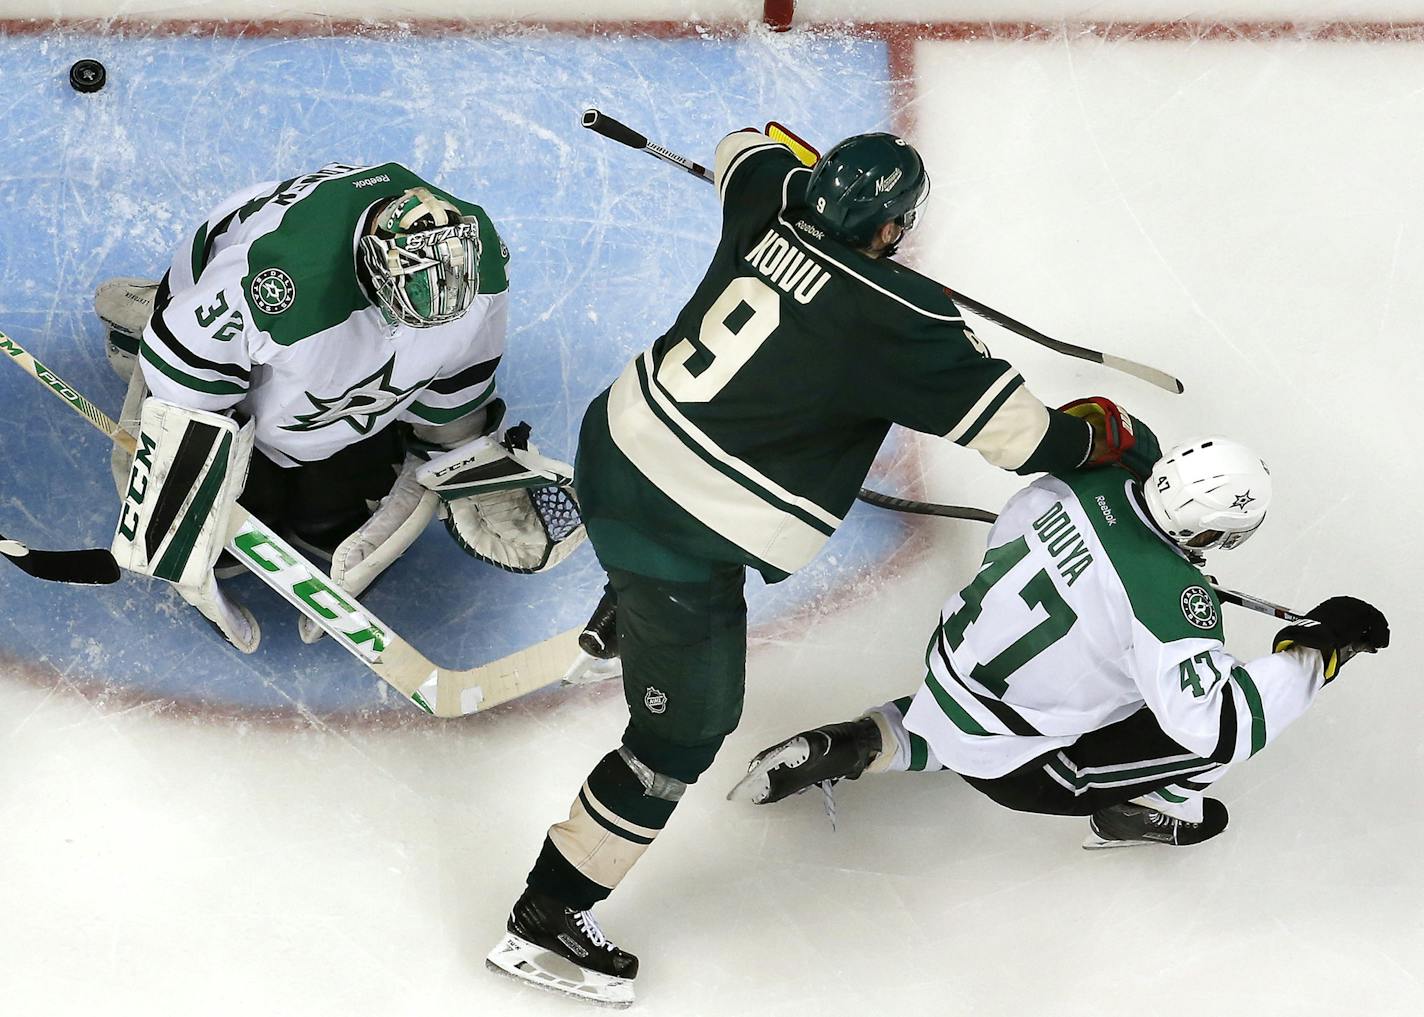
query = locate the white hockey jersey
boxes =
[903,468,1326,780]
[139,162,510,467]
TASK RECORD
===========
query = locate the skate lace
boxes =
[573,909,612,950]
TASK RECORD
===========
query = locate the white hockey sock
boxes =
[864,698,947,774]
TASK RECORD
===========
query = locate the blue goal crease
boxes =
[0,30,901,713]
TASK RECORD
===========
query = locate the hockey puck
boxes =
[69,59,106,93]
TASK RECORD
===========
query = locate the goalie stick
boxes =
[580,107,1185,394]
[854,488,1306,622]
[0,532,119,585]
[0,327,580,717]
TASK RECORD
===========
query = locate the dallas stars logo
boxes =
[281,356,426,435]
[1230,491,1256,510]
[1180,585,1219,630]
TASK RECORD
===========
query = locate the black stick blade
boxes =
[0,535,120,585]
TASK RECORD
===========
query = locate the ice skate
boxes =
[1083,798,1228,849]
[563,589,622,685]
[486,889,638,1007]
[728,717,881,805]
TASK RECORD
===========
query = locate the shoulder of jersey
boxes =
[1061,469,1225,642]
[442,195,510,295]
[237,164,409,346]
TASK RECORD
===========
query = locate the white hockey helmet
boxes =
[1144,436,1271,552]
[359,187,481,328]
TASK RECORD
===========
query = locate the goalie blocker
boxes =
[112,397,259,652]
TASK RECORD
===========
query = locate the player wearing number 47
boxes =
[487,128,1161,1006]
[732,437,1390,852]
[93,162,584,653]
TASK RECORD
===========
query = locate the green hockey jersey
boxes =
[578,132,1091,582]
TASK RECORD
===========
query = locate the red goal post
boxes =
[764,0,794,32]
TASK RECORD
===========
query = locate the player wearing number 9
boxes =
[489,129,1155,1002]
[732,436,1389,851]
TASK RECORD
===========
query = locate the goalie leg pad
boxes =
[112,397,253,589]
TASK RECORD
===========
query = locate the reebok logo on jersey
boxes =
[352,174,392,188]
[1181,586,1218,629]
[1095,495,1118,526]
[794,219,825,240]
[875,168,903,194]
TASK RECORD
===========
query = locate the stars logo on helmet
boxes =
[1230,491,1256,510]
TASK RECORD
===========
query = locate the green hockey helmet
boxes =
[359,187,482,328]
[803,133,929,249]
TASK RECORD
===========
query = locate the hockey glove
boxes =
[1059,396,1161,478]
[1273,596,1390,682]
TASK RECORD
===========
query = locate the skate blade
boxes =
[486,932,634,1008]
[725,740,807,804]
[561,650,623,686]
[1082,832,1160,850]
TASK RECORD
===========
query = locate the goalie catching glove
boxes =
[1274,596,1390,682]
[1059,396,1162,479]
[416,422,585,573]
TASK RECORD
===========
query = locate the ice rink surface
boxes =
[1,2,1421,1015]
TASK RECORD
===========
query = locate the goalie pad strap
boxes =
[112,397,253,588]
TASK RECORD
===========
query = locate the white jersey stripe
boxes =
[606,357,831,574]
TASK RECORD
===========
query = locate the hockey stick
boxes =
[0,532,120,584]
[854,488,1304,622]
[580,108,1185,394]
[0,328,579,716]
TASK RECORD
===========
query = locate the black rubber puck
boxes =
[69,59,106,93]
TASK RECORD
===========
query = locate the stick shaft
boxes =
[579,110,1183,393]
[857,488,1303,622]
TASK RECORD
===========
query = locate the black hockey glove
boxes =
[1273,596,1390,682]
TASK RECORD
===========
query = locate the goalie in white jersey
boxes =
[732,437,1389,847]
[95,163,583,652]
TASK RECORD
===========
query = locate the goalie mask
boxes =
[360,187,481,328]
[1144,436,1271,552]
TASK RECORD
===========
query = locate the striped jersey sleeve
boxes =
[401,289,507,428]
[139,251,253,413]
[1132,632,1327,766]
[715,131,799,217]
[870,308,1091,473]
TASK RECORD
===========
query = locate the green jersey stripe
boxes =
[954,372,1025,446]
[406,379,495,423]
[933,630,1043,737]
[638,357,838,536]
[1230,666,1269,755]
[605,357,832,574]
[925,673,993,737]
[426,356,499,395]
[140,342,246,396]
[153,431,231,581]
[189,222,209,283]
